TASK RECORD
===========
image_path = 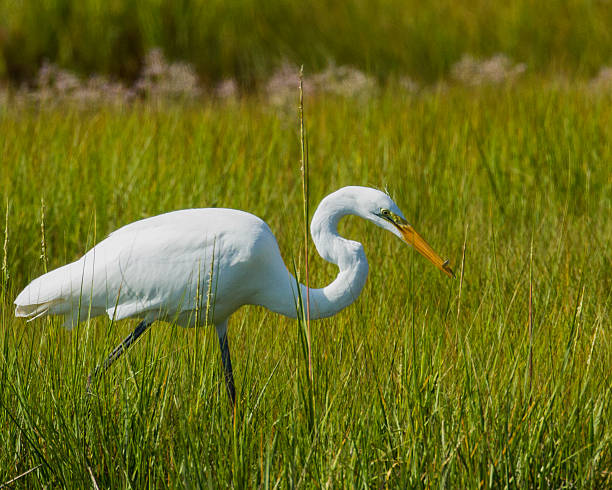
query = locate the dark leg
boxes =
[87,319,153,391]
[217,327,236,407]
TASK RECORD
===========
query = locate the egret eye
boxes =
[380,208,392,218]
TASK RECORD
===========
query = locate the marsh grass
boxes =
[1,0,612,85]
[0,83,611,487]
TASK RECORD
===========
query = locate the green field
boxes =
[1,84,611,487]
[2,0,612,86]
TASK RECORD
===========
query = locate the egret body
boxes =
[15,186,453,403]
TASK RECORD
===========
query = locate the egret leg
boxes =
[87,319,153,390]
[216,322,236,406]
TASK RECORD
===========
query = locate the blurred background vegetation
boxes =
[1,0,611,89]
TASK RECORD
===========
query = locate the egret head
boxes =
[353,187,455,278]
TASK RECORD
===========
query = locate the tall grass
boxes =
[1,0,611,85]
[0,83,611,486]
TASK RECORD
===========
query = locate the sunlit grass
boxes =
[0,83,611,487]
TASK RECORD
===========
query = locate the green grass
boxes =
[1,0,612,85]
[1,83,611,487]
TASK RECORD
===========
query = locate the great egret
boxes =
[15,186,453,403]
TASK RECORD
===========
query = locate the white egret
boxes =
[15,186,453,403]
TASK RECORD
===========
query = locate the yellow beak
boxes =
[396,223,454,278]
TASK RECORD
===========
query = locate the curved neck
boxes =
[288,191,370,320]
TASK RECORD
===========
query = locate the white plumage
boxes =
[16,208,290,328]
